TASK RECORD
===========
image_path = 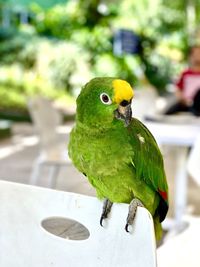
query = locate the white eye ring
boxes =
[100,93,112,105]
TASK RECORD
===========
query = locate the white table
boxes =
[145,119,200,232]
[0,181,156,267]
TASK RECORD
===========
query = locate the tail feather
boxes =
[153,215,163,242]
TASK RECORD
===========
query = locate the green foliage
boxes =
[0,27,38,68]
[1,0,200,112]
[30,1,139,86]
[0,58,76,111]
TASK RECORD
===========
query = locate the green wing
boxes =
[128,117,168,221]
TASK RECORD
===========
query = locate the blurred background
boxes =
[1,0,198,115]
[0,0,200,266]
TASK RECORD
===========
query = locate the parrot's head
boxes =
[76,77,134,128]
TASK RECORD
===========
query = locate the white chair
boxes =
[187,134,200,186]
[0,180,157,267]
[28,96,71,188]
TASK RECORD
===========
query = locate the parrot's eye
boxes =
[100,93,112,105]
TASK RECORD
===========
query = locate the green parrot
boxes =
[68,77,168,241]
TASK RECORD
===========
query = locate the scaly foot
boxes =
[100,199,113,227]
[125,198,144,232]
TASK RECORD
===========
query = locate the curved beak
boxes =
[112,79,134,127]
[114,100,132,126]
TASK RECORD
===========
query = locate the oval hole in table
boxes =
[41,217,90,240]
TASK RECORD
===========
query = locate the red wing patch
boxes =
[158,189,168,202]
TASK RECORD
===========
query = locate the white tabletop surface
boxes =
[145,121,200,146]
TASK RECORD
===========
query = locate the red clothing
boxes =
[176,69,200,101]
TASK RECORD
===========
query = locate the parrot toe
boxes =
[125,198,144,232]
[100,199,113,227]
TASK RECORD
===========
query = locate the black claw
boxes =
[100,199,113,228]
[125,223,130,232]
[100,215,105,227]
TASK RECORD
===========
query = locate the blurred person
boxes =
[166,45,200,116]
